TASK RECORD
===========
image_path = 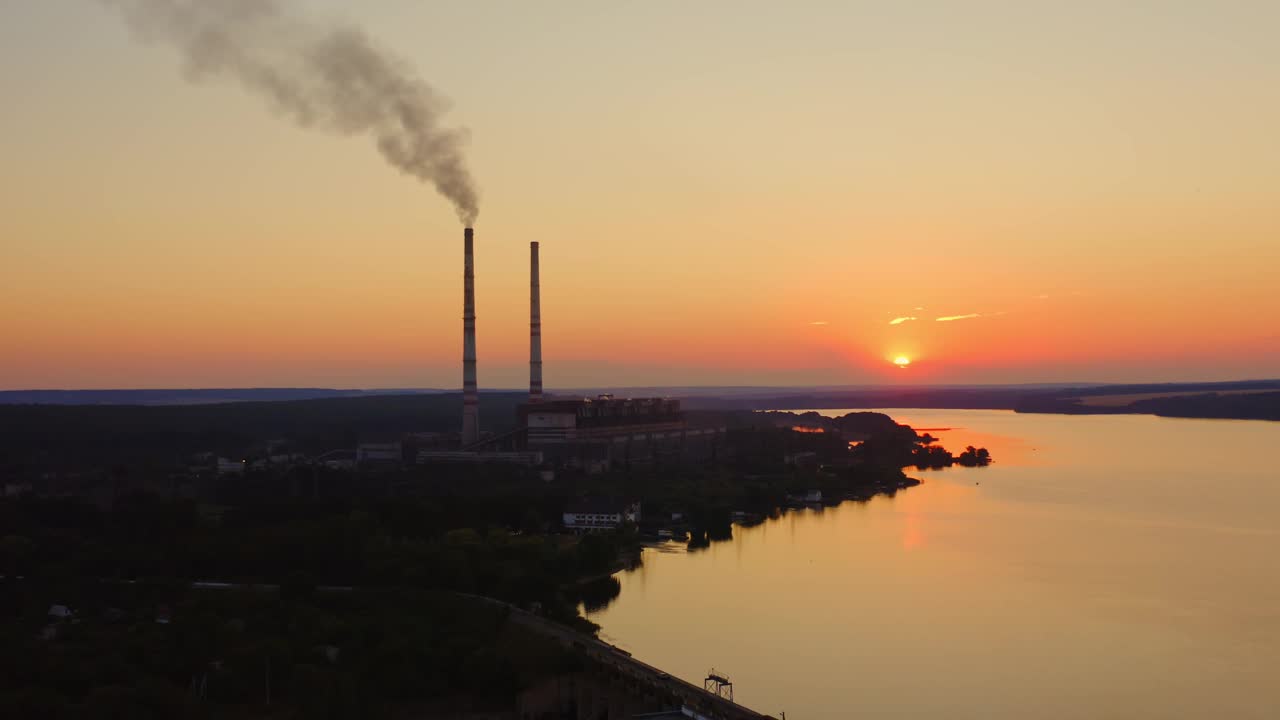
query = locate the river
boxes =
[586,409,1280,719]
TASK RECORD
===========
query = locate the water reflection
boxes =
[687,524,734,551]
[573,575,622,614]
[589,410,1280,720]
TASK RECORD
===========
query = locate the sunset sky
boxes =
[2,1,1277,389]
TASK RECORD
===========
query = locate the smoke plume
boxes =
[100,0,480,225]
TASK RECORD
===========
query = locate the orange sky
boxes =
[1,2,1277,389]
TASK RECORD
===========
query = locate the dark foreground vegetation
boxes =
[1,584,577,719]
[1,491,629,718]
[0,395,986,716]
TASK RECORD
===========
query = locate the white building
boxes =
[563,498,641,532]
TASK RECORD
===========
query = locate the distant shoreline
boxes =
[1,380,1276,421]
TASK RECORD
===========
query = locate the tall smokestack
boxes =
[530,241,543,403]
[461,227,480,446]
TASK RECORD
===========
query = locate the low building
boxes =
[564,498,641,533]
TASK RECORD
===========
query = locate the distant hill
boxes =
[2,380,1275,419]
[0,388,454,406]
[1015,384,1280,421]
[670,380,1280,421]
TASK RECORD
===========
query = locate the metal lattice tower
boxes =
[704,668,734,702]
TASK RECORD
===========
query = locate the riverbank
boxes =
[564,410,984,555]
[584,409,1280,720]
[0,406,982,717]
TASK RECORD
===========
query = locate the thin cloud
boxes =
[888,316,917,325]
[935,313,982,322]
[809,320,830,326]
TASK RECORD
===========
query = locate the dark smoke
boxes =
[100,0,479,225]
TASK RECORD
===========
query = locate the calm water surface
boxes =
[587,410,1280,719]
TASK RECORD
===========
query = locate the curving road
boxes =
[461,593,779,720]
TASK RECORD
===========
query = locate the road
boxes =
[461,594,779,720]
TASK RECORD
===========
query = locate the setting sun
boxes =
[894,355,912,368]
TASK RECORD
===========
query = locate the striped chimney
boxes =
[461,227,480,446]
[530,241,543,403]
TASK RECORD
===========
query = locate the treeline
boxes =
[1133,391,1280,421]
[0,392,528,469]
[750,409,990,469]
[1014,387,1280,420]
[910,444,992,469]
[566,411,988,552]
[679,380,1280,422]
[1,495,629,618]
[1,492,629,716]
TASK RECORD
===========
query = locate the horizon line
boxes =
[3,379,1277,394]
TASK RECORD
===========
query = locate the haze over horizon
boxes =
[3,1,1277,390]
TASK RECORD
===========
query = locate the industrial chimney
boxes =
[461,227,480,446]
[530,241,543,403]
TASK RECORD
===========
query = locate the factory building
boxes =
[520,396,721,471]
[523,396,684,443]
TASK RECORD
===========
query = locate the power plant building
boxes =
[520,396,720,470]
[523,397,684,443]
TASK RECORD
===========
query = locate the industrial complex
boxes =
[439,227,722,471]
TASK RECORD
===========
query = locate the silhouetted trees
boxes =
[0,581,570,718]
[956,446,992,467]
